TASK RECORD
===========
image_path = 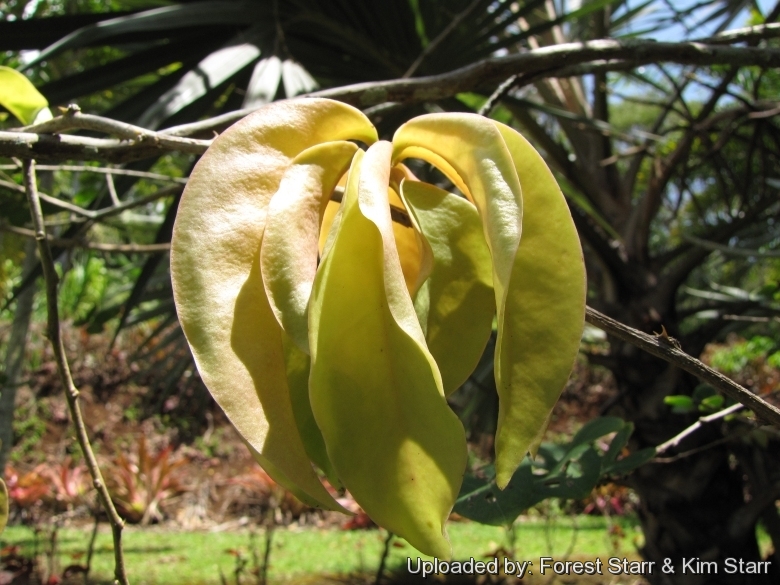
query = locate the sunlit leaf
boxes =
[261,141,358,353]
[400,180,494,394]
[170,98,376,510]
[308,143,467,558]
[393,115,585,488]
[0,65,51,125]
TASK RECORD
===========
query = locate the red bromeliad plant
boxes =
[170,98,585,556]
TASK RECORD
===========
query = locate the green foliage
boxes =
[454,417,654,527]
[711,336,779,374]
[664,384,730,415]
[58,253,109,322]
[10,403,47,462]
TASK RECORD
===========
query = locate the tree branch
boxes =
[584,306,780,428]
[1,223,171,253]
[655,402,744,455]
[3,39,780,161]
[23,160,131,585]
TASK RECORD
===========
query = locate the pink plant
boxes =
[37,458,90,510]
[107,436,188,524]
[4,467,50,509]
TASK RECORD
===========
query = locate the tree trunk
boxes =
[612,351,780,585]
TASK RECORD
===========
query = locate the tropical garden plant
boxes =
[2,0,780,583]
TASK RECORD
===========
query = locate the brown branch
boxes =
[17,106,212,152]
[1,223,170,253]
[312,40,780,108]
[23,160,130,585]
[585,306,780,428]
[0,163,188,183]
[2,40,780,162]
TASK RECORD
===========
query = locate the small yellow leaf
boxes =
[0,66,51,125]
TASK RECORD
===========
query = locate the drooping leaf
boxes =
[170,98,376,510]
[0,65,52,125]
[400,179,495,394]
[392,115,586,488]
[261,141,358,353]
[490,122,586,488]
[308,143,467,558]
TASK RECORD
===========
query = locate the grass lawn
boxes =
[1,515,643,584]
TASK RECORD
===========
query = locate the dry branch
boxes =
[3,38,780,161]
[23,160,131,585]
[585,307,780,427]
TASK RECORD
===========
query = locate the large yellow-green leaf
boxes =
[392,117,522,316]
[0,66,52,125]
[170,98,376,510]
[308,143,466,558]
[261,141,358,353]
[392,114,584,488]
[0,478,8,536]
[400,180,494,395]
[491,121,586,488]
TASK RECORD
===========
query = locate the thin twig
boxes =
[585,306,780,428]
[84,512,100,585]
[374,531,394,585]
[0,163,188,184]
[655,402,745,455]
[23,159,130,585]
[682,233,780,258]
[478,75,519,117]
[1,224,171,253]
[106,173,120,207]
[0,180,181,222]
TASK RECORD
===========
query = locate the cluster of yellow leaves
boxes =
[170,98,585,557]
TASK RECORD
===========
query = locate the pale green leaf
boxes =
[392,114,585,489]
[491,121,586,488]
[309,143,466,558]
[400,180,494,395]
